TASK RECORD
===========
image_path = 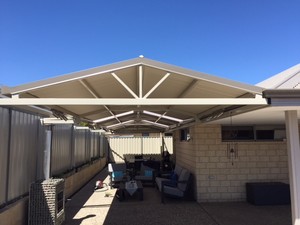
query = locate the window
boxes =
[180,128,190,141]
[221,125,285,141]
[256,130,274,140]
[222,126,254,141]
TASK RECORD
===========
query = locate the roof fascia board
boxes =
[263,89,300,98]
[6,57,263,95]
[0,97,268,106]
[0,85,11,94]
[139,58,264,94]
[6,58,144,95]
[263,89,300,106]
[268,98,300,106]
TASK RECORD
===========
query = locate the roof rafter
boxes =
[160,79,199,123]
[143,72,170,99]
[139,65,143,98]
[111,72,139,99]
[79,79,123,126]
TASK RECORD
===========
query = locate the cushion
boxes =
[155,177,169,191]
[144,170,153,177]
[177,169,190,191]
[174,165,183,177]
[135,175,152,181]
[170,172,178,186]
[112,171,123,178]
[108,163,126,172]
[163,185,184,197]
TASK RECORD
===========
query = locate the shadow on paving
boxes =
[101,186,292,225]
[103,187,217,225]
[64,168,111,225]
[64,168,292,225]
[201,202,292,225]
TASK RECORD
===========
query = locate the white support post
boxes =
[285,110,300,225]
[139,66,143,98]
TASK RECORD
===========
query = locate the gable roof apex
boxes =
[4,57,263,95]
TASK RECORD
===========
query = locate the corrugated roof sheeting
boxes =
[1,57,265,133]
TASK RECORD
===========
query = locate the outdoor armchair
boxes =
[156,167,191,203]
[108,163,127,188]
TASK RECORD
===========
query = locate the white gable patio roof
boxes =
[0,57,267,133]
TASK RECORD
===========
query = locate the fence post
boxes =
[5,108,12,204]
[70,125,75,170]
[141,137,143,155]
[43,129,52,179]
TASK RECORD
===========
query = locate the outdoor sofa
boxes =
[134,163,156,186]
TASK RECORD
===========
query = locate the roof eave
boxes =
[5,57,263,95]
[263,89,300,107]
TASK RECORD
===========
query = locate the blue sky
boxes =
[0,0,299,87]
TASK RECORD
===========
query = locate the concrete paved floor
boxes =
[64,169,292,225]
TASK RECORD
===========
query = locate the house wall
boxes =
[174,126,199,198]
[174,124,289,203]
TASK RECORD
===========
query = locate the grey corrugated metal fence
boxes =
[0,106,108,208]
[51,124,73,176]
[0,108,44,204]
[0,107,9,206]
[108,136,173,163]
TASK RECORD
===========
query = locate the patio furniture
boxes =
[143,159,161,172]
[108,163,127,188]
[157,164,182,180]
[134,155,144,171]
[246,182,290,205]
[117,180,144,201]
[156,166,192,203]
[134,163,156,186]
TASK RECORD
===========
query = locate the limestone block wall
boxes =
[0,198,28,225]
[0,158,106,225]
[64,158,107,198]
[174,124,289,203]
[174,126,198,198]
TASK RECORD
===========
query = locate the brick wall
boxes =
[174,124,289,202]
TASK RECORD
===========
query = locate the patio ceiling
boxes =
[0,57,267,133]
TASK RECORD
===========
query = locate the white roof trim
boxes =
[0,97,268,106]
[4,57,263,95]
